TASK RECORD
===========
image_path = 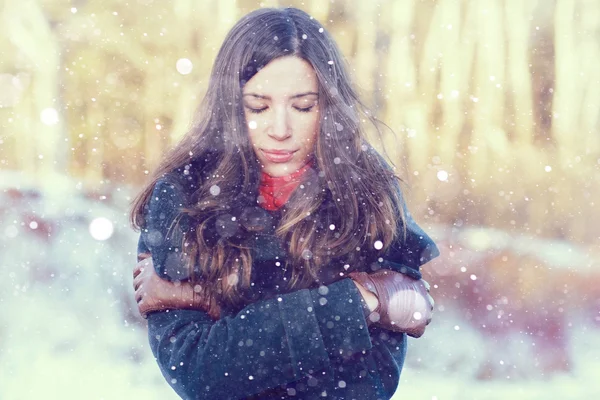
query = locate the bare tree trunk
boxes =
[436,0,464,169]
[381,0,418,174]
[468,0,507,192]
[505,0,537,146]
[3,0,67,186]
[553,0,579,163]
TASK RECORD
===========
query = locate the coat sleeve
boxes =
[377,182,440,281]
[139,178,373,400]
[365,150,439,280]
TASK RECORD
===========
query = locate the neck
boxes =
[259,161,313,210]
[260,161,313,185]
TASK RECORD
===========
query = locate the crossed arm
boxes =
[131,177,437,399]
[133,254,434,337]
[132,256,434,400]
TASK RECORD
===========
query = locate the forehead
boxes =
[243,56,318,96]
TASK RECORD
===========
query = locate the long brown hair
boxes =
[130,7,407,310]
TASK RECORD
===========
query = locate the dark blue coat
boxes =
[137,168,439,400]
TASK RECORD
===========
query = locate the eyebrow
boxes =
[242,91,319,100]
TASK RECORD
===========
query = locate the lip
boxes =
[262,149,296,155]
[261,149,297,163]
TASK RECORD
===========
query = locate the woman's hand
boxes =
[349,270,434,338]
[133,253,221,319]
[353,280,380,312]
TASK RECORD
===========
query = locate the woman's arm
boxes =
[147,279,371,399]
[375,160,440,280]
[138,178,373,399]
[134,253,375,321]
[133,253,221,319]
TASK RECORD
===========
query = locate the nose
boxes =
[268,106,291,140]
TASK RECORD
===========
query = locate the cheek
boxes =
[246,129,262,151]
[245,118,262,146]
[303,117,320,145]
[307,131,318,146]
[244,113,258,130]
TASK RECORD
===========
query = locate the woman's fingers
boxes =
[422,279,431,292]
[133,262,144,279]
[133,257,152,283]
[425,291,435,325]
[133,256,154,306]
[133,253,152,278]
[133,273,144,291]
[417,279,435,312]
[138,252,151,262]
[134,281,148,303]
[132,255,170,318]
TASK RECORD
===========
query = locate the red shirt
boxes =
[258,162,313,211]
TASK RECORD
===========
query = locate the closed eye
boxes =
[294,105,315,113]
[245,106,268,114]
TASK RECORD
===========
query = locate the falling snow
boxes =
[209,185,221,196]
[176,58,193,75]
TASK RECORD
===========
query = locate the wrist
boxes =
[353,281,379,313]
[180,282,199,307]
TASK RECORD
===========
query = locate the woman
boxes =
[131,7,439,400]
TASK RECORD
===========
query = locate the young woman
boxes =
[131,7,439,400]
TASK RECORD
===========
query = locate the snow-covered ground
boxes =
[393,315,600,399]
[1,171,598,399]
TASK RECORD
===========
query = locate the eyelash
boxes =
[246,107,267,114]
[245,106,315,114]
[295,106,314,113]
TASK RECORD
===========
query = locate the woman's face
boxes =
[243,56,320,177]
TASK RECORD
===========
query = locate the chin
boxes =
[262,163,298,177]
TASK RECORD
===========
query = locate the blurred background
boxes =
[1,0,599,399]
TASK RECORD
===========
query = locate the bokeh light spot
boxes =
[89,217,114,241]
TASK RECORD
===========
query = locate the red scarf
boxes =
[259,162,313,210]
